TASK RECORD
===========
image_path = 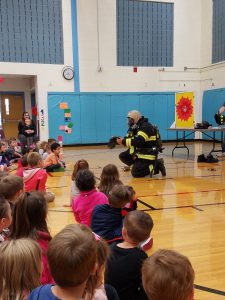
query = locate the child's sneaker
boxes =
[122,166,131,172]
[139,237,153,252]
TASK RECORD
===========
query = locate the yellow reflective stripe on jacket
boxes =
[149,164,154,173]
[126,138,132,148]
[138,131,149,141]
[149,136,156,141]
[137,154,156,160]
[129,146,134,154]
[138,131,156,141]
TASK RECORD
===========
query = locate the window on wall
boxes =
[212,0,225,63]
[0,0,64,64]
[117,0,174,67]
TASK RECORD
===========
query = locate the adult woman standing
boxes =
[18,112,38,148]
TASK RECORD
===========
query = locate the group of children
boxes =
[0,141,195,300]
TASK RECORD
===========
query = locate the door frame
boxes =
[0,91,25,128]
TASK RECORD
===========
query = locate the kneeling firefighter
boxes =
[117,110,166,178]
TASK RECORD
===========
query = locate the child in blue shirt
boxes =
[28,224,97,300]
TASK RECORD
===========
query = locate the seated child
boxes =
[0,142,10,167]
[142,249,195,300]
[24,152,47,191]
[70,159,89,203]
[39,141,50,160]
[48,138,56,145]
[24,118,36,147]
[28,224,97,300]
[5,138,22,163]
[0,174,24,210]
[91,185,134,241]
[72,169,108,226]
[0,238,42,299]
[44,142,63,172]
[98,164,122,196]
[84,239,119,300]
[47,138,65,167]
[10,191,53,284]
[15,154,28,177]
[23,152,54,202]
[105,210,154,300]
[0,198,12,242]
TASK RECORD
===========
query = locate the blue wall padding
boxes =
[48,92,180,145]
[203,88,225,140]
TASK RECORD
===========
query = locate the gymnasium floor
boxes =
[46,142,225,300]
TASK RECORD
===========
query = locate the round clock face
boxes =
[62,67,74,80]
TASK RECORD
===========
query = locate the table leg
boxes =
[172,131,189,157]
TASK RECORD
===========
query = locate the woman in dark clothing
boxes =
[18,112,38,148]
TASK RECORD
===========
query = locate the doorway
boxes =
[0,93,24,138]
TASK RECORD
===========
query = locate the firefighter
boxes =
[117,110,166,178]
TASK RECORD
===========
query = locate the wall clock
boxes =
[62,66,74,80]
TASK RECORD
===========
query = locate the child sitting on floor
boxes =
[70,159,89,203]
[15,154,28,177]
[142,249,195,300]
[91,185,134,242]
[23,152,55,202]
[44,142,64,172]
[98,164,122,196]
[0,175,24,210]
[0,142,10,168]
[5,138,22,163]
[105,210,154,300]
[84,239,119,300]
[39,141,50,160]
[10,191,53,284]
[0,238,42,299]
[72,169,108,226]
[28,224,97,300]
[0,198,12,243]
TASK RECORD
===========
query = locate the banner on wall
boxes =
[175,92,194,128]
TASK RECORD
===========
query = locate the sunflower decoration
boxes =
[176,97,193,121]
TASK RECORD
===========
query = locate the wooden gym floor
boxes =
[45,142,225,300]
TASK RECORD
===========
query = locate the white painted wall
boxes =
[1,0,225,140]
[0,0,74,140]
[77,0,201,90]
[77,0,204,122]
[200,0,225,94]
[76,0,225,123]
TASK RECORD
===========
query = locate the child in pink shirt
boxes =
[72,169,108,226]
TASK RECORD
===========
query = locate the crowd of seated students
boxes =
[0,141,195,300]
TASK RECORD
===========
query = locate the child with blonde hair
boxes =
[0,238,42,300]
[0,198,12,242]
[142,249,195,300]
[28,224,97,300]
[39,141,50,160]
[71,159,89,202]
[85,239,119,300]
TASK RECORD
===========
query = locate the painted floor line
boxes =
[194,284,225,296]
